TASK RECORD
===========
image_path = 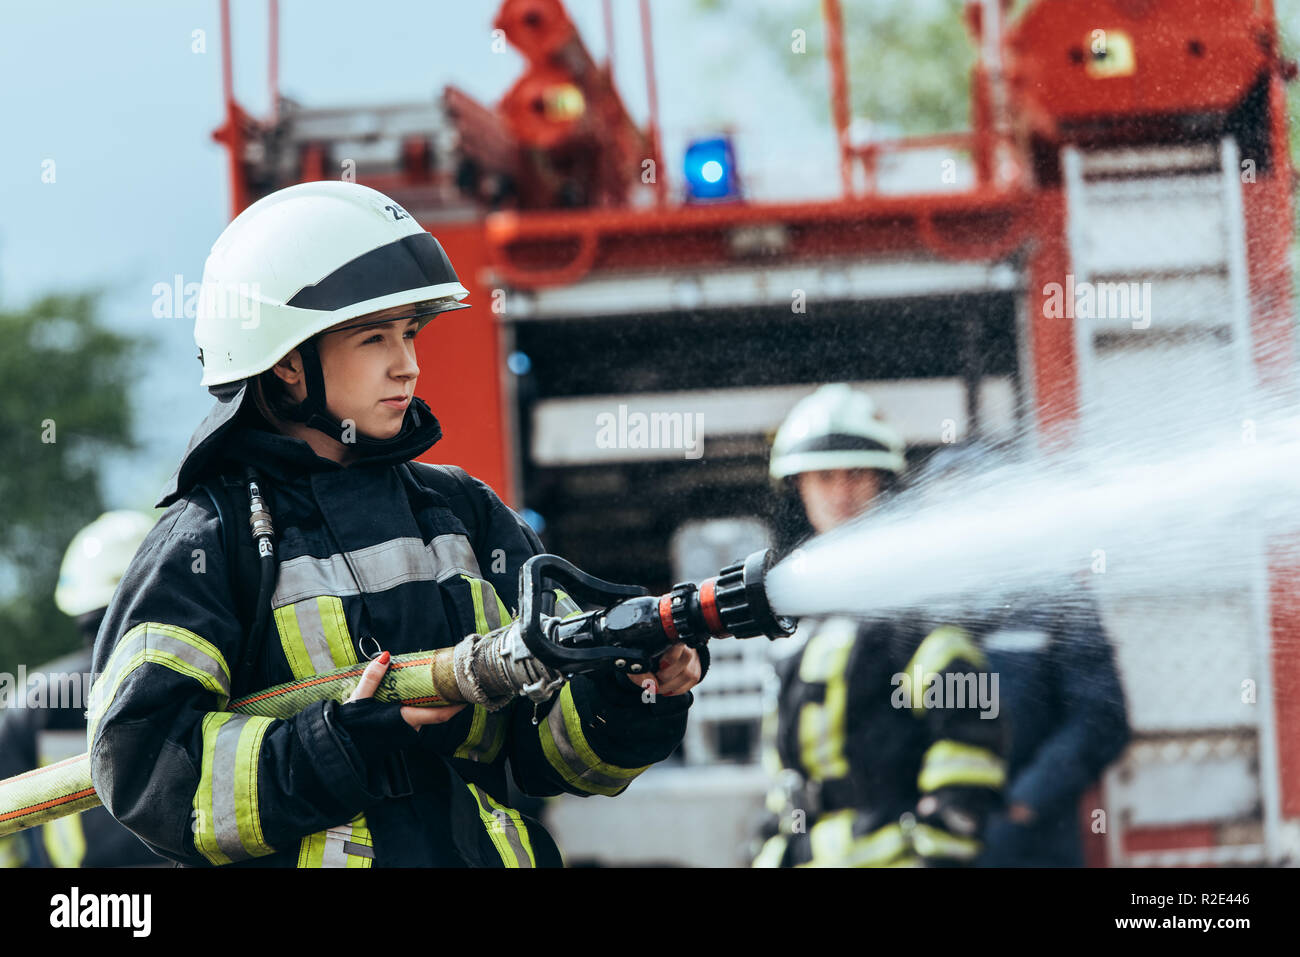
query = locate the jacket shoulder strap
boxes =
[196,473,263,639]
[403,461,487,549]
[405,461,546,556]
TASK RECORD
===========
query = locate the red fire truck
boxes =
[213,0,1300,866]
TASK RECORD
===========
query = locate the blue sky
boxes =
[0,1,839,508]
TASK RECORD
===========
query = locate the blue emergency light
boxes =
[683,136,739,202]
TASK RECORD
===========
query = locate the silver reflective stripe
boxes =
[320,823,372,867]
[89,623,231,734]
[428,534,482,581]
[480,581,503,630]
[544,705,633,794]
[320,832,348,868]
[471,785,531,868]
[273,535,481,606]
[210,716,248,861]
[317,826,348,868]
[288,598,335,674]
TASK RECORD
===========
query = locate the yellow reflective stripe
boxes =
[917,740,1007,792]
[194,713,231,866]
[274,604,314,679]
[905,626,986,681]
[911,822,981,861]
[453,705,507,763]
[465,576,487,632]
[296,814,373,868]
[88,623,231,739]
[233,716,273,857]
[318,597,357,668]
[538,683,650,796]
[845,823,911,867]
[433,578,516,760]
[296,830,326,868]
[344,816,374,869]
[455,705,488,758]
[796,626,854,779]
[275,597,357,680]
[800,810,850,866]
[796,622,856,682]
[483,791,533,867]
[902,626,986,717]
[552,589,583,621]
[753,834,788,868]
[460,574,509,634]
[192,712,276,865]
[802,813,911,868]
[469,784,535,868]
[42,813,86,867]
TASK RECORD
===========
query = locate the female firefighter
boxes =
[88,180,702,868]
[753,384,1007,867]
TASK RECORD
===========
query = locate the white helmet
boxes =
[155,182,467,509]
[770,384,906,479]
[196,180,469,387]
[55,511,156,618]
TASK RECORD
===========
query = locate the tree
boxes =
[0,292,140,678]
[697,0,976,136]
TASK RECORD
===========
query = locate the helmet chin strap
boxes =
[278,335,430,454]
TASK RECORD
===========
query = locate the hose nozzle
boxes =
[658,549,797,646]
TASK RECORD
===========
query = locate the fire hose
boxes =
[0,549,795,838]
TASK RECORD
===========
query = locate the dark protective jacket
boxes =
[974,592,1130,867]
[89,404,694,867]
[0,648,164,867]
[755,614,1007,867]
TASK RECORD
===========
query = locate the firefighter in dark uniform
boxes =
[88,181,704,868]
[912,443,1131,867]
[0,511,164,867]
[754,385,1007,867]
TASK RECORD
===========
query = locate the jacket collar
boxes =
[156,382,443,507]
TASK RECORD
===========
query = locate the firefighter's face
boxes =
[314,313,423,440]
[797,468,883,533]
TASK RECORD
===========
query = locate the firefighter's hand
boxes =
[625,644,702,697]
[348,650,467,728]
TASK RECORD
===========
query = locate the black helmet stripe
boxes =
[286,232,460,311]
[784,433,894,455]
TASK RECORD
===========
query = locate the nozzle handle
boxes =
[517,554,649,673]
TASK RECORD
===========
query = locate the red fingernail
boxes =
[377,650,391,665]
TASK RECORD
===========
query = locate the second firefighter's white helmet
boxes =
[195,180,469,387]
[770,384,905,479]
[55,511,156,618]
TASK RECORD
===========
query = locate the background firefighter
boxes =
[753,384,1008,867]
[0,511,164,868]
[910,443,1131,867]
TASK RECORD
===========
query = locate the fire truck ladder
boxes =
[1063,138,1282,866]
